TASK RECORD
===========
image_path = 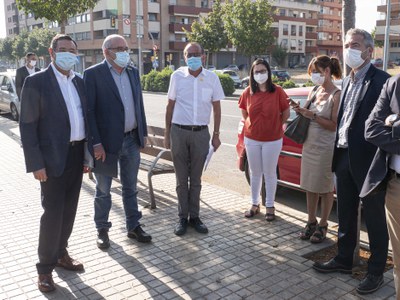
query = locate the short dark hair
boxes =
[25,52,36,59]
[50,34,77,50]
[249,58,275,94]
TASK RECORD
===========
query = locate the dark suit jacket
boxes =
[332,64,390,189]
[19,65,88,177]
[15,65,40,99]
[360,74,400,197]
[83,60,147,169]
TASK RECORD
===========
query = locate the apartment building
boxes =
[376,0,400,61]
[4,0,343,72]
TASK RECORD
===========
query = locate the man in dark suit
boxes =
[312,28,390,295]
[84,34,151,249]
[15,52,40,99]
[361,74,400,297]
[20,34,88,293]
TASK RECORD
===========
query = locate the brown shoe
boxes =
[56,252,84,272]
[38,273,55,293]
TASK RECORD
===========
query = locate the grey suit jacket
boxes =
[360,74,400,197]
[19,65,88,177]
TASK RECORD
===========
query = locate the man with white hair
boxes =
[84,34,151,249]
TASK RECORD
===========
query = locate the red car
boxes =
[236,87,311,198]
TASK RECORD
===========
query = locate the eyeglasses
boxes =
[254,70,267,75]
[186,53,202,58]
[108,47,129,52]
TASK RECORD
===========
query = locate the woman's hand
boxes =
[293,107,314,119]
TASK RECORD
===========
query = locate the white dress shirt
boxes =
[167,67,225,125]
[50,63,85,142]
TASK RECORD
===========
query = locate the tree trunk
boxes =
[342,0,356,76]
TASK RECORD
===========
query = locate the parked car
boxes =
[236,86,311,198]
[207,65,216,71]
[240,69,291,88]
[223,64,239,72]
[0,71,19,121]
[371,58,383,68]
[215,69,241,88]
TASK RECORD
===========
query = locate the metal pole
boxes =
[383,0,391,72]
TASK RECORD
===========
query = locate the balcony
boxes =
[378,4,400,13]
[169,41,187,51]
[305,32,318,39]
[377,18,400,26]
[169,23,192,33]
[317,26,341,33]
[306,46,318,53]
[318,13,341,22]
[273,15,318,26]
[168,5,211,17]
[271,0,320,12]
[317,0,341,9]
[317,40,342,47]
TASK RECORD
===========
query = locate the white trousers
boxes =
[244,137,282,208]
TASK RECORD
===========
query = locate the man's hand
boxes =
[164,132,170,149]
[33,168,47,182]
[212,135,221,151]
[83,166,91,173]
[385,114,400,127]
[93,144,106,162]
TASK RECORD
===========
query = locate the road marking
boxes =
[221,142,236,148]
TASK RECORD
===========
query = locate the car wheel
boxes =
[10,103,19,121]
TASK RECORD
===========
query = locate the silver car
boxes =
[216,69,241,88]
[0,71,19,121]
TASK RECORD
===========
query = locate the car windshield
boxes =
[224,70,237,76]
[274,71,289,77]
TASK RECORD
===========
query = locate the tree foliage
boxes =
[371,27,384,48]
[271,44,288,68]
[223,0,275,58]
[185,0,228,54]
[16,0,98,33]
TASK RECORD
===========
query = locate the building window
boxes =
[299,26,303,36]
[291,25,296,35]
[148,13,157,21]
[290,39,296,50]
[201,0,208,8]
[149,32,159,40]
[181,18,189,24]
[7,17,11,23]
[279,9,285,16]
[7,5,11,11]
[8,29,12,34]
[283,24,288,35]
[281,39,288,49]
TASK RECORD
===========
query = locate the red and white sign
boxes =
[153,45,158,51]
[123,18,131,25]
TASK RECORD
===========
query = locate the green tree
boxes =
[12,30,29,60]
[26,28,55,57]
[371,27,384,48]
[0,37,15,61]
[271,44,288,68]
[185,0,228,67]
[223,0,275,63]
[16,0,98,33]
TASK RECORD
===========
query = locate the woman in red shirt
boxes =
[239,59,290,221]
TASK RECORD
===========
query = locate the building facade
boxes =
[376,0,400,61]
[4,0,344,72]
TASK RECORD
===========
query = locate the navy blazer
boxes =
[15,65,41,99]
[84,60,147,157]
[19,66,88,177]
[360,74,400,197]
[332,64,390,189]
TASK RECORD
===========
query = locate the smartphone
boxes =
[288,98,299,107]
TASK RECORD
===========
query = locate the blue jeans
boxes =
[94,134,142,232]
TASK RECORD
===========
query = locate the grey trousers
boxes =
[170,124,210,219]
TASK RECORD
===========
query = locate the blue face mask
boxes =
[187,56,202,71]
[113,51,130,68]
[55,52,79,71]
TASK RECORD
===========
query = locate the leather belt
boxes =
[173,124,207,131]
[69,140,84,146]
[389,169,400,179]
[124,128,137,137]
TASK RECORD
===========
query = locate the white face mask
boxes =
[311,73,325,85]
[254,73,268,85]
[29,60,37,67]
[344,48,367,69]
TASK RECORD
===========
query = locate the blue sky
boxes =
[0,0,380,39]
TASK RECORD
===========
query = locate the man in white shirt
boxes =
[15,52,40,99]
[165,42,224,236]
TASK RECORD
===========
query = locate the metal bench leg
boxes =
[148,172,156,209]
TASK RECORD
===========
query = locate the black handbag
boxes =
[284,86,319,144]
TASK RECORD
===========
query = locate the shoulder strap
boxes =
[304,85,319,109]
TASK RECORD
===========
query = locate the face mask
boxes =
[55,52,79,71]
[113,51,130,68]
[187,56,202,71]
[29,60,37,67]
[311,73,325,85]
[254,73,268,85]
[344,48,367,69]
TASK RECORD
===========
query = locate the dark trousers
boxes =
[36,142,84,274]
[334,148,388,276]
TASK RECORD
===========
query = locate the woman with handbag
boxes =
[239,58,290,221]
[292,55,342,243]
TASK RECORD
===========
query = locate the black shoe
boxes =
[189,217,208,234]
[174,218,188,236]
[356,274,384,295]
[97,229,110,249]
[127,225,152,243]
[312,258,352,274]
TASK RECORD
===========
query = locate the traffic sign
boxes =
[153,45,158,51]
[123,18,131,25]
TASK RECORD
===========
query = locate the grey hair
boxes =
[102,34,125,50]
[183,42,204,56]
[346,28,374,49]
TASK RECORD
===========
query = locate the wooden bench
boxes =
[140,125,175,209]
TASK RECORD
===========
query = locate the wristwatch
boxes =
[386,114,400,126]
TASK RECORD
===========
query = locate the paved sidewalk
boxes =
[0,116,396,300]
